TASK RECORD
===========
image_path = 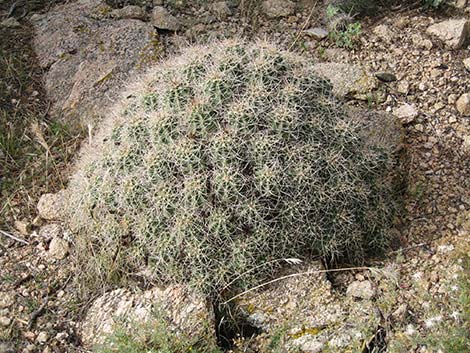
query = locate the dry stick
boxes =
[28,296,49,330]
[223,266,372,304]
[0,229,29,245]
[288,0,319,51]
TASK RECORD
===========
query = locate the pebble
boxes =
[346,280,375,300]
[36,331,48,344]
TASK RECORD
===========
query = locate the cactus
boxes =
[66,40,399,296]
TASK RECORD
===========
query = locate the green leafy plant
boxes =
[66,40,400,298]
[422,0,447,8]
[330,22,362,48]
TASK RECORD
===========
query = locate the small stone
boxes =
[449,116,457,123]
[426,18,470,49]
[415,124,424,132]
[151,6,180,31]
[463,135,470,152]
[153,0,164,5]
[454,0,467,9]
[14,220,30,235]
[262,0,295,18]
[463,58,470,70]
[36,332,48,344]
[37,191,66,221]
[397,80,410,94]
[456,93,470,116]
[0,292,14,309]
[0,342,14,353]
[48,237,69,260]
[0,316,11,327]
[111,6,146,20]
[392,303,408,323]
[448,94,458,104]
[24,344,36,353]
[394,103,418,123]
[304,27,329,40]
[375,72,397,82]
[208,1,232,19]
[346,280,375,300]
[0,17,21,28]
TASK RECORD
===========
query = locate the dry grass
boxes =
[0,2,84,231]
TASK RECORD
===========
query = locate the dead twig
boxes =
[223,266,372,304]
[28,296,49,330]
[0,229,29,245]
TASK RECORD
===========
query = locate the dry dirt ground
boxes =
[0,1,469,352]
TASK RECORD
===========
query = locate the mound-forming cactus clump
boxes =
[66,40,399,296]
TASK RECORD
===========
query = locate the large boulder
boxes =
[32,0,157,125]
[81,285,215,348]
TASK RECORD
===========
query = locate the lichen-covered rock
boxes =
[81,285,215,347]
[426,18,470,49]
[235,262,381,352]
[312,63,377,99]
[32,0,156,124]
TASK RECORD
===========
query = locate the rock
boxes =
[312,63,377,99]
[81,285,215,348]
[463,58,470,71]
[0,292,15,309]
[454,0,467,9]
[456,93,470,116]
[397,80,410,94]
[392,303,408,323]
[151,6,180,30]
[0,342,15,353]
[32,0,156,124]
[36,332,48,344]
[37,191,66,220]
[346,280,375,300]
[48,237,69,260]
[153,0,164,5]
[304,27,329,40]
[0,316,11,327]
[236,262,380,352]
[394,103,418,123]
[375,72,397,82]
[0,17,21,28]
[463,135,470,152]
[262,0,295,18]
[208,1,232,19]
[14,220,30,236]
[111,5,146,20]
[426,18,470,49]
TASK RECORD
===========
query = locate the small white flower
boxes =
[405,324,416,335]
[412,271,423,280]
[424,315,442,328]
[451,311,460,320]
[450,285,459,292]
